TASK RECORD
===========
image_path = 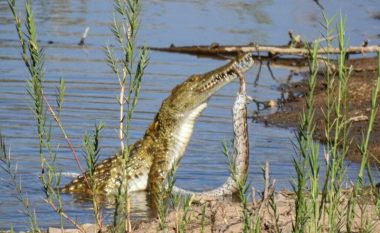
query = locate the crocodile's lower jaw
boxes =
[168,102,207,169]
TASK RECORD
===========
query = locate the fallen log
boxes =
[148,43,380,57]
[148,44,379,72]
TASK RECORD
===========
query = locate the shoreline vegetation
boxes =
[1,0,380,232]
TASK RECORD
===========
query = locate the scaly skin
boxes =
[172,68,250,198]
[61,53,255,196]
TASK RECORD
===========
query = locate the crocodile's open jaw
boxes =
[197,69,236,92]
[160,53,255,173]
[163,53,255,115]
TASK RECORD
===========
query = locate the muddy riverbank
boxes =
[255,56,380,164]
[43,188,380,233]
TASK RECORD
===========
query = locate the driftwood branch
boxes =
[148,43,380,57]
[148,43,379,72]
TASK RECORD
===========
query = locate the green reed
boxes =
[105,0,148,230]
[0,132,40,232]
[291,14,348,233]
[155,160,178,232]
[222,141,252,232]
[291,40,320,233]
[154,157,188,232]
[322,15,351,233]
[105,0,148,154]
[174,194,193,233]
[269,190,282,233]
[199,204,207,233]
[347,52,380,231]
[290,13,380,233]
[7,0,81,231]
[82,122,105,229]
[222,140,267,233]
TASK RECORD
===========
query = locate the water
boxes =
[0,0,379,230]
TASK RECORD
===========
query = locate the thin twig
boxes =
[257,161,272,218]
[78,27,90,46]
[44,198,86,233]
[119,68,126,152]
[312,0,324,10]
[263,161,270,200]
[42,94,89,187]
[267,62,278,82]
[254,60,263,86]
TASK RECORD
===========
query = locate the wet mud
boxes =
[255,56,380,164]
[45,188,380,233]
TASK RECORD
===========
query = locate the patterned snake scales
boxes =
[172,68,249,198]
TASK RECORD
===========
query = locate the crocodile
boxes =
[172,68,249,198]
[61,53,255,196]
